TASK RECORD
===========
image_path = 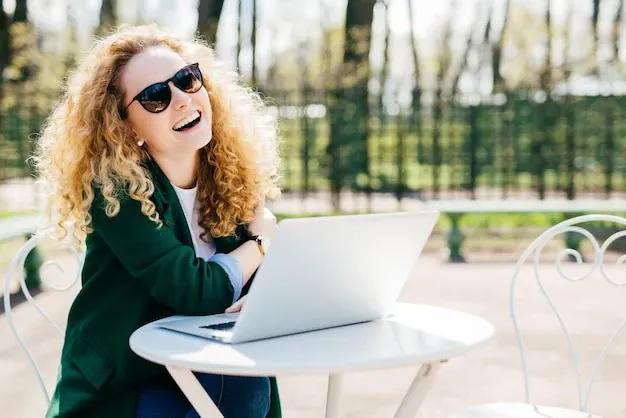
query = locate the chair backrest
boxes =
[3,234,84,405]
[510,214,626,412]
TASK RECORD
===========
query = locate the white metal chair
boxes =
[449,214,626,418]
[3,235,84,405]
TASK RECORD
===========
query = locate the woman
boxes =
[34,24,282,418]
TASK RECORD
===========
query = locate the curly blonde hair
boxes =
[34,24,281,248]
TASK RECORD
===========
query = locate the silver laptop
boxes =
[159,210,439,344]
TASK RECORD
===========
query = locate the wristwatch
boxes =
[249,234,269,256]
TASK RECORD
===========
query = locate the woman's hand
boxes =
[248,198,277,240]
[228,198,277,288]
[225,295,247,313]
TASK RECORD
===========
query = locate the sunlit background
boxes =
[2,2,626,417]
[0,0,625,214]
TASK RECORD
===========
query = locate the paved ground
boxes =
[2,252,626,418]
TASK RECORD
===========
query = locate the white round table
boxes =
[130,302,495,417]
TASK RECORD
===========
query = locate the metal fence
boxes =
[272,89,626,202]
[0,86,59,182]
[1,88,625,203]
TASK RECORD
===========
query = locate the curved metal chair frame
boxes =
[3,235,83,404]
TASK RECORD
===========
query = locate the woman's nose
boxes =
[169,81,192,110]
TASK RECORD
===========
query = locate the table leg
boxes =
[166,365,223,418]
[325,373,344,418]
[394,361,444,418]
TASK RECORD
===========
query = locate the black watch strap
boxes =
[249,234,265,255]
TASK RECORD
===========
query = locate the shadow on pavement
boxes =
[1,286,42,315]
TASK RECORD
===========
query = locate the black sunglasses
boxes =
[121,63,203,118]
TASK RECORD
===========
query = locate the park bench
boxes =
[3,200,626,274]
[424,199,626,262]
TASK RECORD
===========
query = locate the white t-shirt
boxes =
[171,183,242,303]
[171,183,216,260]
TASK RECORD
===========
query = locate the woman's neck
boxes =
[153,151,199,189]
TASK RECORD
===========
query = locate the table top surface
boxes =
[424,199,626,213]
[129,302,495,376]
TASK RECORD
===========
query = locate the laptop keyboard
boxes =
[200,321,236,331]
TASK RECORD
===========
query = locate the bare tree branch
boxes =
[407,0,420,88]
[491,0,511,93]
[592,0,601,67]
[563,0,573,78]
[540,0,552,90]
[379,0,391,99]
[196,0,224,45]
[451,2,485,96]
[612,0,623,63]
[237,0,242,71]
[251,0,257,85]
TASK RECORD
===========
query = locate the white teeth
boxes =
[173,111,200,131]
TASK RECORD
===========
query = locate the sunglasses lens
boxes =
[138,83,171,113]
[130,64,202,115]
[174,65,203,93]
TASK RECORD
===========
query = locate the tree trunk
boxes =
[563,1,576,200]
[0,0,9,72]
[592,0,602,73]
[251,0,257,86]
[430,3,455,199]
[13,0,26,23]
[196,0,224,45]
[298,36,312,198]
[540,1,552,92]
[376,1,391,201]
[613,0,623,62]
[0,0,9,177]
[564,94,576,200]
[97,0,117,35]
[492,0,510,93]
[466,104,479,199]
[432,86,443,200]
[407,0,424,164]
[327,0,375,210]
[407,0,420,86]
[320,1,333,90]
[459,1,490,199]
[236,0,242,72]
[484,0,512,197]
[536,0,552,200]
[604,101,615,198]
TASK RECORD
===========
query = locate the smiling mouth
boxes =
[173,111,202,132]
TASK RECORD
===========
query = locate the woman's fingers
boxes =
[225,295,247,313]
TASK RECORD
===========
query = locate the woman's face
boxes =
[120,46,213,160]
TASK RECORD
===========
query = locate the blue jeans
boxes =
[135,373,271,418]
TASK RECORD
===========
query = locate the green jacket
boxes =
[45,158,281,418]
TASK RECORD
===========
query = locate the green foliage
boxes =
[275,91,626,198]
[276,211,626,233]
[0,210,36,219]
[5,22,38,84]
[0,22,76,180]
